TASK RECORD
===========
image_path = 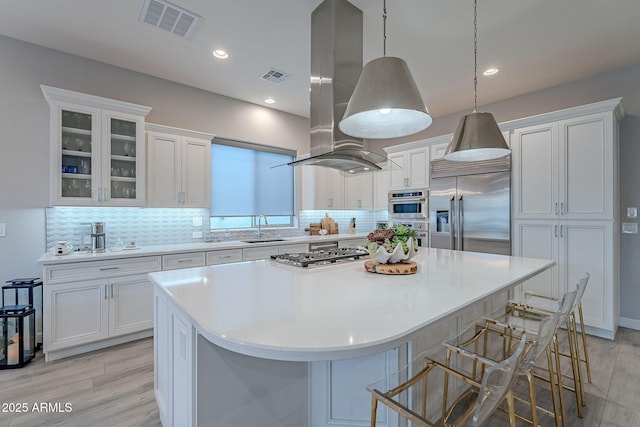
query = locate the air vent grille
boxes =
[262,68,291,84]
[139,0,201,39]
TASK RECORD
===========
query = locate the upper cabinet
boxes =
[344,172,373,210]
[512,109,619,220]
[385,145,429,190]
[42,85,151,207]
[301,165,345,210]
[146,125,212,208]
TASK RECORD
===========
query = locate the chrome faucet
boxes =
[256,214,268,239]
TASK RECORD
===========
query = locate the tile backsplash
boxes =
[46,207,388,250]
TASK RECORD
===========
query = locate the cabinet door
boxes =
[310,349,400,427]
[45,279,109,350]
[154,291,171,426]
[243,245,278,261]
[147,132,181,207]
[103,111,145,206]
[406,147,429,188]
[512,220,559,299]
[301,166,330,209]
[109,274,153,337]
[373,165,390,210]
[512,122,559,219]
[560,113,613,219]
[344,173,373,209]
[163,252,206,270]
[388,152,406,189]
[53,103,102,206]
[182,137,211,208]
[429,142,449,162]
[560,221,613,332]
[328,168,345,209]
[171,307,194,426]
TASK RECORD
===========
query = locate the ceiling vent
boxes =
[139,0,201,39]
[261,68,291,84]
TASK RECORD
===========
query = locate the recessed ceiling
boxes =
[2,0,640,119]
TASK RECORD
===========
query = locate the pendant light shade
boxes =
[339,56,432,139]
[444,112,510,161]
[443,0,510,162]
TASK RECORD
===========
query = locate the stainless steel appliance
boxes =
[391,220,428,248]
[388,189,428,220]
[271,248,368,268]
[91,222,106,253]
[429,157,510,255]
[309,240,339,252]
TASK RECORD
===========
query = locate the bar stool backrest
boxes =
[573,273,590,311]
[519,308,561,373]
[558,288,578,325]
[471,334,528,427]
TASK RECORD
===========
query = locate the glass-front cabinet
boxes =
[42,85,151,206]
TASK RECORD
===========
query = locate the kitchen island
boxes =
[149,248,554,427]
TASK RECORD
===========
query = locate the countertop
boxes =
[148,248,555,362]
[37,233,369,265]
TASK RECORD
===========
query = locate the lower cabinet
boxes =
[154,289,195,427]
[513,219,616,338]
[338,238,364,249]
[43,256,161,361]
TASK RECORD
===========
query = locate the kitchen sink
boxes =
[242,238,285,243]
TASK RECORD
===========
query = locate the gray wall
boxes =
[1,33,640,326]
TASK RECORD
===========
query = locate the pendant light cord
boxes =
[473,0,478,113]
[382,0,387,56]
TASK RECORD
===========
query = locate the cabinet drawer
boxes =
[162,252,206,270]
[206,249,243,265]
[338,239,363,249]
[278,243,309,254]
[44,256,161,283]
[243,246,278,261]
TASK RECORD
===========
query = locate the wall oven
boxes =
[388,189,428,220]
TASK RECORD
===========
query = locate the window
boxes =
[210,139,295,229]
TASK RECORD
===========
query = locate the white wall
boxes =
[0,35,309,279]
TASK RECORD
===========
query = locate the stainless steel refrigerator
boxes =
[429,157,511,255]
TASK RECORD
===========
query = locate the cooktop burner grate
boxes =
[270,248,368,268]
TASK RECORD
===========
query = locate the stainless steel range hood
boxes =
[288,0,386,174]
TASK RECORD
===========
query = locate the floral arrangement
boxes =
[360,224,418,264]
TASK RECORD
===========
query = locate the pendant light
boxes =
[444,0,510,162]
[338,0,432,139]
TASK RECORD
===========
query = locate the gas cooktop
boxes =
[270,248,368,268]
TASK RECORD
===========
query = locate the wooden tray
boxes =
[364,260,418,275]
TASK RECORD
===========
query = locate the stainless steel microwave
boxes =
[388,189,428,220]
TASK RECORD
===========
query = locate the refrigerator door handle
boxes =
[449,196,455,249]
[457,195,463,251]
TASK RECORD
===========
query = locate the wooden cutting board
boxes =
[364,260,418,275]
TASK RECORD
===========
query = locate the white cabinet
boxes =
[344,173,373,209]
[154,289,195,427]
[512,112,615,220]
[243,245,277,261]
[386,146,429,190]
[373,164,390,210]
[42,256,161,361]
[147,125,212,208]
[280,243,310,254]
[206,248,244,265]
[302,165,345,209]
[42,85,151,207]
[162,252,206,270]
[509,98,622,339]
[513,220,616,336]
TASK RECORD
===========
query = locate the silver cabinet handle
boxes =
[560,202,565,215]
[99,266,119,271]
[554,202,558,216]
[554,224,558,238]
[457,195,463,251]
[104,284,108,300]
[177,259,193,263]
[110,283,114,299]
[560,224,564,238]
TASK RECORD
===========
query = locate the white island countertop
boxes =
[149,248,554,362]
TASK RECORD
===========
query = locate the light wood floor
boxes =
[1,328,639,426]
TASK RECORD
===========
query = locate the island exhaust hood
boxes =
[288,0,386,174]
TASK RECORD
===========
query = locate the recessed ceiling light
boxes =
[483,68,499,76]
[264,98,276,104]
[212,49,228,59]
